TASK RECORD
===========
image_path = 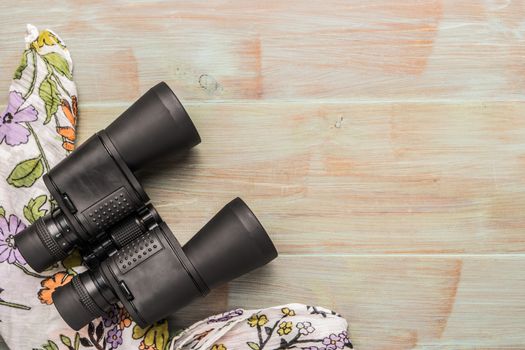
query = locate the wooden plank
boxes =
[172,256,525,350]
[3,255,523,349]
[72,102,525,254]
[0,1,524,102]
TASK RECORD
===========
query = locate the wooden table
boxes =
[1,1,525,349]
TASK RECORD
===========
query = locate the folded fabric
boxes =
[170,304,353,350]
[0,24,165,350]
[0,24,79,350]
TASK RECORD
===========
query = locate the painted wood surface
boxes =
[1,1,525,349]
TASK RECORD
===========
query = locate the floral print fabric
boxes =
[0,91,39,146]
[0,214,27,264]
[170,304,352,350]
[0,24,80,350]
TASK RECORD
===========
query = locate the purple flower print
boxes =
[103,305,120,327]
[0,91,38,146]
[338,331,352,347]
[322,332,350,350]
[302,331,352,350]
[207,308,244,323]
[0,214,27,264]
[106,326,123,349]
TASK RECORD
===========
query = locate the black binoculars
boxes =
[14,82,278,330]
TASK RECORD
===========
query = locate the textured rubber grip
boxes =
[35,217,68,260]
[109,216,145,249]
[72,277,102,317]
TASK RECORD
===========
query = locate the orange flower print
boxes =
[57,96,77,152]
[119,307,132,329]
[38,272,73,305]
[138,341,157,350]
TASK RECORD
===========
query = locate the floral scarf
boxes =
[170,304,352,350]
[0,24,82,350]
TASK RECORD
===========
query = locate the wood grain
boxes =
[77,103,525,254]
[1,1,525,349]
[173,256,525,349]
[0,1,524,102]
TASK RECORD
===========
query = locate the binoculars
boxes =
[14,82,278,330]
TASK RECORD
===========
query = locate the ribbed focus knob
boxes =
[109,216,145,249]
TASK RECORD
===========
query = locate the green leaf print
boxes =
[0,207,5,217]
[247,341,261,350]
[60,334,72,347]
[39,75,60,124]
[7,157,44,188]
[62,249,82,270]
[42,340,59,350]
[42,52,72,79]
[14,49,29,80]
[23,195,48,224]
[73,332,80,350]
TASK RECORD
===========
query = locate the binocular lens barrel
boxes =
[14,209,74,272]
[15,83,201,272]
[105,82,201,171]
[53,198,278,330]
[184,197,278,289]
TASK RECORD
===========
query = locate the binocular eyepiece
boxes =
[14,82,278,330]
